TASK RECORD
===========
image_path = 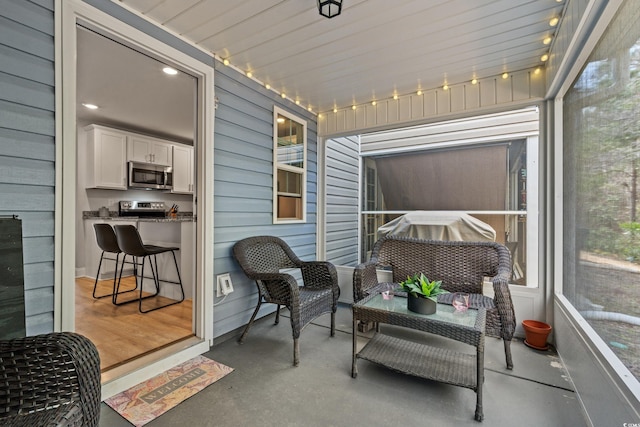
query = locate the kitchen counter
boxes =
[83,211,195,222]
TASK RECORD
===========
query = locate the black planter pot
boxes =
[407,293,437,315]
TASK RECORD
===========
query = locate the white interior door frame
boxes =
[55,0,214,396]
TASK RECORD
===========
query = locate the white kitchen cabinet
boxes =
[172,144,194,194]
[128,134,173,166]
[85,124,127,190]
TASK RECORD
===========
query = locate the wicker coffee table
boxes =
[352,291,487,421]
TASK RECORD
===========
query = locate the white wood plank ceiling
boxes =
[118,0,566,114]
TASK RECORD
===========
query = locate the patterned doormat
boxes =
[105,355,233,426]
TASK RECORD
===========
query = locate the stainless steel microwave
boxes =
[128,161,173,190]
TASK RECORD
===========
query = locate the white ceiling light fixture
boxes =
[82,103,99,110]
[162,67,178,75]
[318,0,343,19]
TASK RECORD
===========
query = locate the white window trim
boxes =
[273,106,307,224]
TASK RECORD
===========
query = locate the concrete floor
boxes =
[100,304,588,426]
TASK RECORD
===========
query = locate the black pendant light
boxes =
[317,0,343,18]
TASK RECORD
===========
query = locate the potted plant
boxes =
[398,273,447,314]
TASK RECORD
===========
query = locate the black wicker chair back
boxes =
[0,332,101,426]
[233,236,340,366]
[113,225,185,313]
[353,235,515,369]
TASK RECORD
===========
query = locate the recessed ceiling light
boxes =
[417,90,423,96]
[246,71,253,78]
[265,84,271,90]
[502,72,509,79]
[393,94,398,100]
[471,78,478,85]
[541,54,549,61]
[549,17,559,27]
[442,84,449,90]
[352,105,356,110]
[333,108,338,113]
[223,58,230,66]
[371,100,377,106]
[543,36,552,45]
[277,117,285,123]
[162,67,178,75]
[281,93,286,99]
[82,103,98,110]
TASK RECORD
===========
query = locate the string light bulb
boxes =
[443,84,449,90]
[371,100,377,106]
[502,72,509,79]
[543,36,552,45]
[223,58,230,66]
[471,78,478,85]
[265,84,271,90]
[541,53,549,61]
[246,71,253,78]
[333,107,338,113]
[393,94,398,100]
[352,105,356,110]
[549,17,559,27]
[417,90,423,95]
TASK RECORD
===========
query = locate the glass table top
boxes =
[358,293,479,328]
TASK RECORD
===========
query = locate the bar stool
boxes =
[92,223,136,300]
[113,224,185,313]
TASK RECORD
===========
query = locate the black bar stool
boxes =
[92,223,137,300]
[113,224,185,313]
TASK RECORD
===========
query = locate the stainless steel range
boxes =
[119,200,166,218]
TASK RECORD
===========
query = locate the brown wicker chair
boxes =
[353,235,515,369]
[233,236,340,366]
[0,332,101,426]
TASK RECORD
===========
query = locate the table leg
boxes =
[475,342,484,422]
[352,315,358,378]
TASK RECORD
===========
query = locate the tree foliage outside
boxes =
[564,9,640,381]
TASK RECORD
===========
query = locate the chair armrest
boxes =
[353,261,380,302]
[491,272,516,340]
[300,261,340,303]
[250,271,301,308]
[299,261,337,288]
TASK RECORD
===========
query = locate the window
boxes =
[273,107,307,223]
[562,0,640,383]
[359,109,539,287]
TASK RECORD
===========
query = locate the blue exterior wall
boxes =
[325,136,359,267]
[213,63,318,335]
[0,0,56,335]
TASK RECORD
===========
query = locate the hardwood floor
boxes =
[75,276,193,372]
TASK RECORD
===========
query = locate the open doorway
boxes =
[59,2,214,396]
[74,26,197,372]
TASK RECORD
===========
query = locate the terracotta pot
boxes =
[407,293,436,315]
[522,319,552,350]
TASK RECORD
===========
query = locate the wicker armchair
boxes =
[353,235,515,369]
[0,332,101,426]
[233,236,340,366]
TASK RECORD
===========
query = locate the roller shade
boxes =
[374,145,507,211]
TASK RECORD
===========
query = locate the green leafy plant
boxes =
[398,273,448,301]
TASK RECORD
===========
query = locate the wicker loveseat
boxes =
[0,332,101,426]
[353,235,516,369]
